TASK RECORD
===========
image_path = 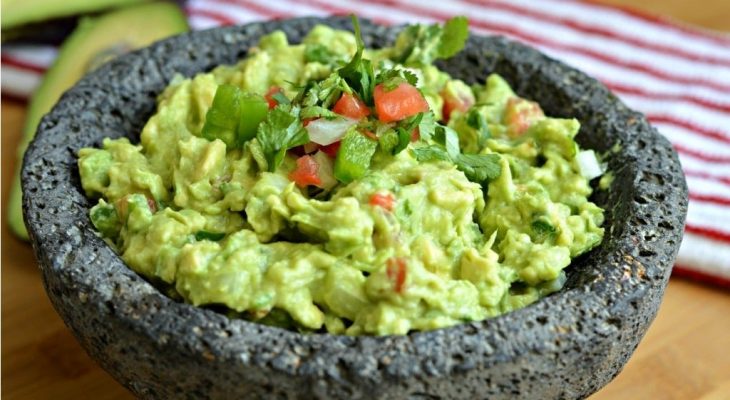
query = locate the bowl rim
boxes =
[21,15,688,395]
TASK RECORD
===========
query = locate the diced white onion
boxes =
[306,117,357,146]
[576,150,604,180]
[312,151,337,190]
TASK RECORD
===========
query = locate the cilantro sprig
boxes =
[438,16,470,59]
[375,67,419,91]
[392,16,469,66]
[256,105,309,171]
[337,15,375,105]
[411,117,501,185]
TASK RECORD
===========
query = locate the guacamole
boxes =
[78,17,605,335]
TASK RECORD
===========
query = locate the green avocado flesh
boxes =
[7,2,188,239]
[1,0,150,29]
[77,21,605,335]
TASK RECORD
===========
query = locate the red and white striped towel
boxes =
[3,0,730,287]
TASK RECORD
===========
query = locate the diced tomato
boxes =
[288,155,322,187]
[386,257,408,294]
[374,83,430,123]
[264,86,283,109]
[504,96,544,137]
[333,93,371,119]
[319,141,341,158]
[441,88,475,123]
[369,192,396,211]
[302,118,316,127]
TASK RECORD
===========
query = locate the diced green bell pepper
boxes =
[334,129,378,183]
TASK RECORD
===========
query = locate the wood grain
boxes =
[2,2,729,399]
[593,0,730,32]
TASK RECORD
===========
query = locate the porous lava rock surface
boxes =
[22,16,687,399]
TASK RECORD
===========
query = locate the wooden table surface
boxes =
[2,1,729,399]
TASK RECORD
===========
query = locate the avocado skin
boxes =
[1,16,78,45]
[1,0,148,30]
[7,2,188,240]
[1,1,188,44]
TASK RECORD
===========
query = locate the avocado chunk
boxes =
[1,0,150,30]
[7,2,188,240]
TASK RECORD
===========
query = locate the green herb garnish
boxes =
[531,217,557,242]
[337,16,375,105]
[271,91,291,106]
[195,231,227,241]
[376,68,419,91]
[438,16,469,59]
[392,112,423,155]
[453,153,501,184]
[256,105,309,172]
[392,16,469,66]
[465,108,491,146]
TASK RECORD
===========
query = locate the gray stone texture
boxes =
[21,17,687,399]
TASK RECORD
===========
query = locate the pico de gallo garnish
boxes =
[197,16,502,191]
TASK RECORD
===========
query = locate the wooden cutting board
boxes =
[3,1,729,399]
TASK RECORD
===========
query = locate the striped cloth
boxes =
[3,0,730,287]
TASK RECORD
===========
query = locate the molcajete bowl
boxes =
[21,16,687,399]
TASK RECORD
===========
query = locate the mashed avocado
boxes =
[78,17,604,335]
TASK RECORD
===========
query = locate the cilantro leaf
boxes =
[338,15,375,105]
[271,91,290,105]
[417,111,436,142]
[531,217,557,242]
[256,105,309,171]
[391,112,423,154]
[376,68,419,91]
[412,146,501,185]
[437,16,469,59]
[465,108,491,146]
[433,125,460,159]
[395,129,412,155]
[454,153,501,184]
[392,16,469,66]
[195,231,226,241]
[300,105,339,120]
[411,145,450,162]
[298,74,349,109]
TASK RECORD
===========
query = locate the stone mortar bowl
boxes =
[22,16,687,399]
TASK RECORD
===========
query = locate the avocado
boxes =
[7,1,188,240]
[1,0,149,30]
[2,16,79,44]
